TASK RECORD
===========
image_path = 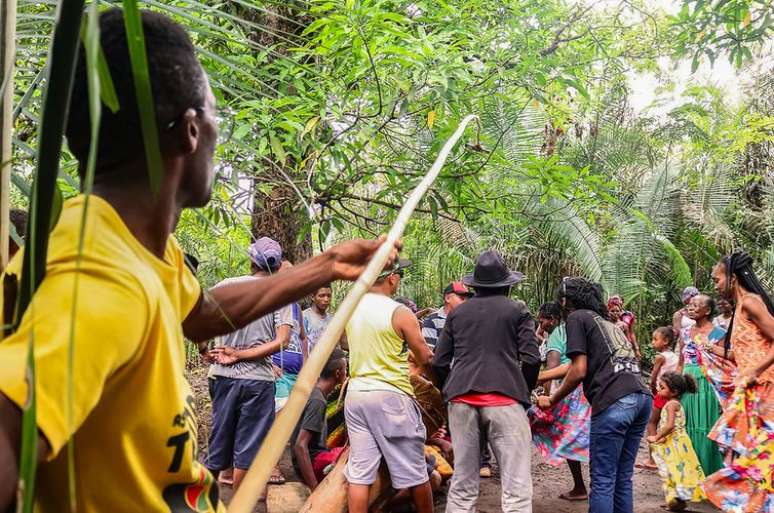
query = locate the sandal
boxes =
[559,492,588,501]
[268,467,286,485]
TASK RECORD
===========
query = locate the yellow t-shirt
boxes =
[345,292,414,396]
[0,195,225,513]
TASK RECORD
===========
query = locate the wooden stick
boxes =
[227,114,480,513]
[0,0,16,272]
[298,450,393,513]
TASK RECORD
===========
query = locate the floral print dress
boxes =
[706,293,774,513]
[651,402,706,504]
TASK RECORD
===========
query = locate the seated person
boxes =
[291,349,348,490]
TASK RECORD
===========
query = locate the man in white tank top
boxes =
[344,260,435,513]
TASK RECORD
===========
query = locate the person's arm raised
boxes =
[183,238,399,342]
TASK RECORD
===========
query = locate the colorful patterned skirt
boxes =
[681,364,724,474]
[705,383,774,512]
[529,385,590,465]
[651,428,706,504]
[695,343,737,407]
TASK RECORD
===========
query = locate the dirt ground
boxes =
[219,449,719,513]
[190,367,718,513]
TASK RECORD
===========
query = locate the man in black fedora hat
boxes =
[432,250,540,513]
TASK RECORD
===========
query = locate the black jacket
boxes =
[431,294,541,406]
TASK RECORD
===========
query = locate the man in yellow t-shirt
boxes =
[0,9,396,513]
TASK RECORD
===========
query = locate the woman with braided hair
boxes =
[705,251,774,512]
[537,277,651,513]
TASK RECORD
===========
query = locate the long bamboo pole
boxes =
[0,0,16,272]
[227,114,480,513]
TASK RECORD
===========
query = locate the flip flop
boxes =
[268,470,286,485]
[559,493,588,501]
[635,462,658,471]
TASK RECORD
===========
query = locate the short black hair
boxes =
[321,348,346,379]
[538,302,561,320]
[65,8,207,180]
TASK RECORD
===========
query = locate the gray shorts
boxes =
[344,389,428,489]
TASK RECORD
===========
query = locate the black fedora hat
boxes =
[462,250,524,288]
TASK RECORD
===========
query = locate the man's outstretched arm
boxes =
[183,238,399,342]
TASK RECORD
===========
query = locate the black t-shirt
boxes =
[565,309,650,413]
[290,387,329,461]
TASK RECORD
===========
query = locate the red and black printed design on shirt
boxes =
[162,395,220,512]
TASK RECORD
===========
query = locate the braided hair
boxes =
[556,277,608,318]
[538,301,562,320]
[719,251,774,355]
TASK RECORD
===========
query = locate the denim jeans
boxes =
[589,392,651,513]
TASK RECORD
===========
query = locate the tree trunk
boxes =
[252,180,311,264]
[234,3,313,263]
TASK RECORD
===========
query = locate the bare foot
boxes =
[635,461,658,470]
[218,468,234,486]
[559,489,588,501]
[268,466,286,485]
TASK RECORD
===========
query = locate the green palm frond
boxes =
[601,163,689,300]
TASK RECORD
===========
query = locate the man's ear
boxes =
[177,107,200,154]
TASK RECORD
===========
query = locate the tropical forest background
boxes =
[7,0,774,364]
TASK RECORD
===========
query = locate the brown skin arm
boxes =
[183,238,398,342]
[210,325,291,364]
[649,400,678,442]
[536,354,586,410]
[544,350,562,390]
[672,310,683,337]
[707,343,735,362]
[0,393,49,511]
[538,362,570,383]
[628,329,641,360]
[299,316,309,362]
[292,429,318,490]
[393,306,433,376]
[740,296,774,383]
[675,336,685,374]
[650,354,665,394]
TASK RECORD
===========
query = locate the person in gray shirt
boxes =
[206,237,293,491]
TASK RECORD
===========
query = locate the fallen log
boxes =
[298,448,394,513]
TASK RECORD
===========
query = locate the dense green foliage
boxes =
[5,0,774,364]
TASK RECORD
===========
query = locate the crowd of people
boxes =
[2,7,774,513]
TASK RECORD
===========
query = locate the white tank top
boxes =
[658,350,679,381]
